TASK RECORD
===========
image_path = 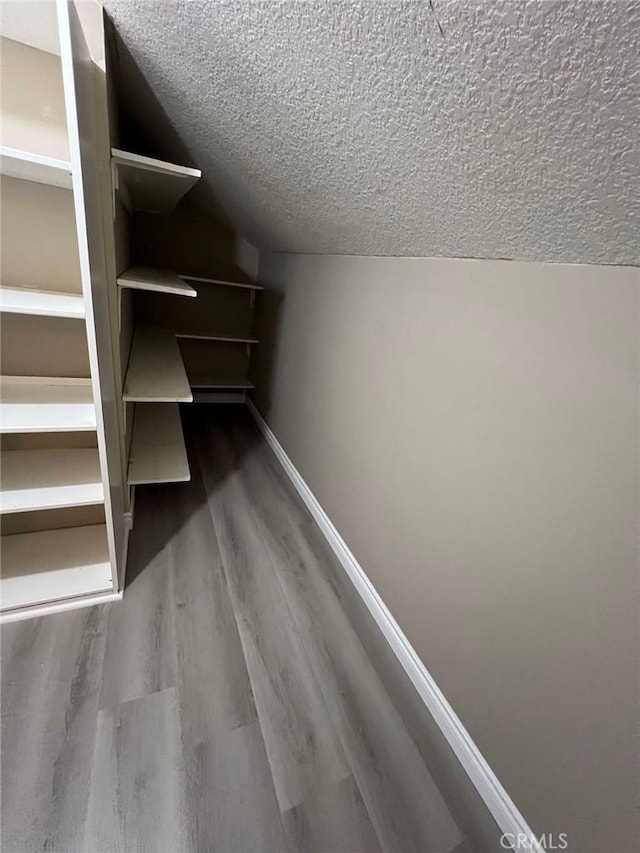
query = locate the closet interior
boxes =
[0,0,261,620]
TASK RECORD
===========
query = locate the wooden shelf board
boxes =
[179,274,263,291]
[123,325,193,402]
[128,403,190,485]
[0,448,103,514]
[192,390,247,404]
[0,286,85,319]
[0,377,96,434]
[176,331,258,344]
[111,148,201,214]
[0,524,112,611]
[187,374,255,390]
[0,146,72,189]
[117,266,197,298]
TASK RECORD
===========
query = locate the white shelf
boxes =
[0,286,85,319]
[0,377,96,434]
[0,3,61,56]
[128,403,190,485]
[187,373,255,390]
[176,331,259,344]
[179,274,263,291]
[117,266,197,298]
[0,524,112,611]
[0,449,103,514]
[111,148,201,214]
[0,146,72,189]
[123,326,192,403]
[192,390,247,404]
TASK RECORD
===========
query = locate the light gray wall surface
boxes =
[252,253,640,853]
[103,0,640,264]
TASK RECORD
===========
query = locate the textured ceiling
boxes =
[104,0,640,264]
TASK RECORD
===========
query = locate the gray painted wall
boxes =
[104,0,640,265]
[252,253,640,853]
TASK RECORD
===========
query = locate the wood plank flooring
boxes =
[1,406,471,853]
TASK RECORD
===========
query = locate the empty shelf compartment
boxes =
[0,146,72,190]
[117,266,197,298]
[0,448,103,514]
[0,524,112,611]
[123,326,192,403]
[0,377,96,433]
[0,285,85,318]
[128,403,190,485]
[111,148,200,214]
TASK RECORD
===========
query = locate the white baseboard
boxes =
[0,590,123,624]
[246,398,542,852]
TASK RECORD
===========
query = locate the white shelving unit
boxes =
[0,1,126,619]
[117,266,197,297]
[0,0,261,618]
[0,448,103,513]
[0,285,85,318]
[0,145,72,189]
[128,403,190,485]
[169,272,261,400]
[111,146,207,486]
[123,325,192,402]
[111,148,201,215]
[129,272,261,401]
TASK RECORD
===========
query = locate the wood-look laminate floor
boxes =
[1,406,472,853]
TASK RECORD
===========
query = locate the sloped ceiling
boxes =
[104,0,639,264]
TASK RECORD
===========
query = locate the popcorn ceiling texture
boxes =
[104,0,640,264]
